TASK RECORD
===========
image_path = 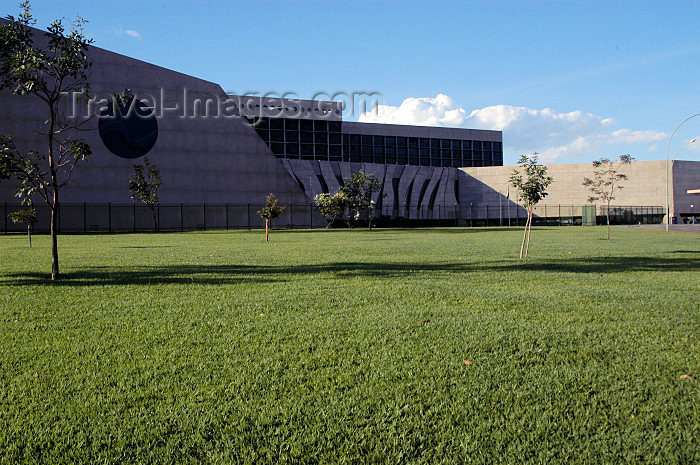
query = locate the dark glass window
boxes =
[441,149,451,159]
[314,120,327,131]
[384,136,395,147]
[386,147,395,156]
[373,154,385,164]
[329,145,341,157]
[329,133,341,144]
[397,137,408,146]
[408,147,418,157]
[285,131,299,142]
[397,154,408,165]
[409,137,419,147]
[419,148,430,158]
[451,158,462,168]
[409,157,419,165]
[452,140,461,149]
[431,158,441,167]
[397,147,407,157]
[385,154,396,164]
[441,159,451,167]
[300,120,313,131]
[271,142,284,155]
[431,149,440,159]
[350,153,361,163]
[373,146,385,156]
[373,135,384,145]
[270,130,284,142]
[255,128,269,141]
[343,134,349,145]
[473,141,482,150]
[285,119,299,130]
[493,141,502,151]
[301,144,314,156]
[361,135,372,146]
[300,132,313,143]
[270,118,283,130]
[431,139,440,149]
[350,145,360,156]
[328,121,341,132]
[420,138,430,148]
[361,145,372,156]
[351,134,361,145]
[462,140,471,150]
[483,141,492,151]
[286,143,299,155]
[314,132,327,144]
[441,139,451,148]
[315,145,328,156]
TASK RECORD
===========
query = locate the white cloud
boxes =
[358,94,467,127]
[357,94,668,163]
[112,28,141,40]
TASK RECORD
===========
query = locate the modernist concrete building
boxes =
[1,20,698,230]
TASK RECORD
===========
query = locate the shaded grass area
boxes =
[1,227,698,464]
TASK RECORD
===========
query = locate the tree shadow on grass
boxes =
[2,256,698,287]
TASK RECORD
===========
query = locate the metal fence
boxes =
[0,202,664,233]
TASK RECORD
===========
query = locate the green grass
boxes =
[1,227,698,464]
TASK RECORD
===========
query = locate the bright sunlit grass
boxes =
[1,227,698,463]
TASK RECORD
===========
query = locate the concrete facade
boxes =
[461,160,700,223]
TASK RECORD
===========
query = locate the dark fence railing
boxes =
[0,202,664,233]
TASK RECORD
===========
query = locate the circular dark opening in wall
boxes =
[98,97,158,159]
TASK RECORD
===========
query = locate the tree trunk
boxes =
[520,209,529,259]
[368,210,372,231]
[265,218,269,242]
[27,224,32,248]
[50,201,59,279]
[525,210,532,258]
[150,205,158,232]
[606,200,610,240]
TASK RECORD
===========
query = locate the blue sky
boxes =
[5,0,700,165]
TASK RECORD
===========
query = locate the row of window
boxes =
[254,128,502,152]
[248,117,342,132]
[253,117,503,168]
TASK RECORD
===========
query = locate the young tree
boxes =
[314,191,347,228]
[128,157,162,231]
[9,204,37,247]
[510,153,553,259]
[0,2,93,279]
[340,170,382,230]
[257,193,286,242]
[583,154,633,240]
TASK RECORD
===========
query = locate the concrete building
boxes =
[1,21,698,230]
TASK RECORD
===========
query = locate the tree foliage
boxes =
[313,170,383,229]
[583,154,633,239]
[314,191,347,228]
[257,193,286,241]
[8,205,37,247]
[0,1,94,279]
[128,157,162,230]
[510,153,553,258]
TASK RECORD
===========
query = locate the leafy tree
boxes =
[510,153,553,259]
[314,191,347,228]
[9,204,37,247]
[340,170,382,230]
[0,1,93,279]
[257,193,286,242]
[583,154,633,240]
[128,157,162,231]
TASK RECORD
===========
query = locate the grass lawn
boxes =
[0,227,698,464]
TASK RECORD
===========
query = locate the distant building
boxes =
[1,22,698,230]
